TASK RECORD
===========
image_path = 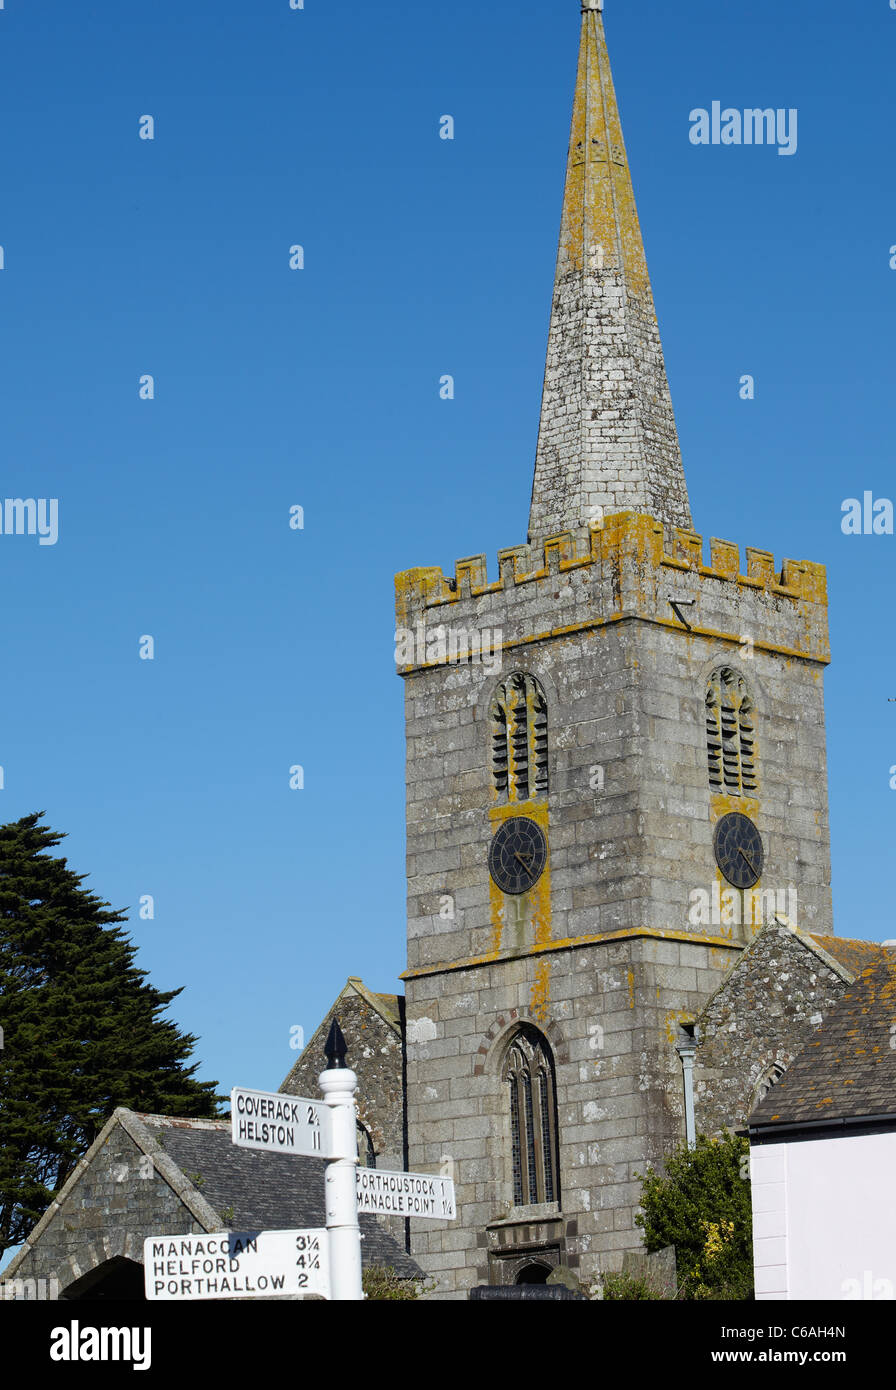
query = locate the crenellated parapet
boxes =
[664,526,827,605]
[394,512,829,673]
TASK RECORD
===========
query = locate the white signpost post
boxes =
[143,1227,329,1301]
[142,1020,456,1302]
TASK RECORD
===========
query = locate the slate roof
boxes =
[808,934,892,980]
[749,956,896,1133]
[137,1113,422,1277]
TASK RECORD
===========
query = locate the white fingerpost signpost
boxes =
[144,1227,329,1301]
[143,1018,455,1301]
[230,1085,333,1158]
[356,1168,456,1219]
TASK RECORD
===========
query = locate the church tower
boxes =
[395,0,832,1295]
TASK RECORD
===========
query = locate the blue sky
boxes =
[0,0,895,1267]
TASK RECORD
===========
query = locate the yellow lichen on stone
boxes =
[394,567,443,632]
[665,1009,696,1045]
[531,957,551,1024]
[559,9,648,297]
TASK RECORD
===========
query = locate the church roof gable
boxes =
[279,976,402,1093]
[750,956,896,1132]
[699,923,894,1031]
[696,920,851,1034]
[0,1107,222,1286]
[2,1107,422,1285]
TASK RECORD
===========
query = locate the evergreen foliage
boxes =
[0,813,222,1256]
[635,1132,754,1299]
[361,1265,435,1300]
[600,1270,663,1300]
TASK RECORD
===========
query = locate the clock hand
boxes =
[514,852,533,868]
[737,846,758,876]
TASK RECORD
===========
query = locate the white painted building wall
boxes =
[751,1130,896,1300]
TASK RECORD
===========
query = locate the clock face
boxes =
[713,812,764,889]
[488,817,548,895]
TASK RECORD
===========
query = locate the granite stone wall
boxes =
[280,986,405,1174]
[396,514,833,1296]
[1,1121,206,1299]
[694,924,850,1136]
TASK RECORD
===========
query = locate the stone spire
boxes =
[528,1,692,542]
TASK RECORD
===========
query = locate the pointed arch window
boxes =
[356,1122,376,1169]
[490,672,548,803]
[503,1028,559,1207]
[705,667,756,795]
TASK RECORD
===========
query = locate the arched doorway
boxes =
[61,1256,146,1300]
[516,1263,550,1285]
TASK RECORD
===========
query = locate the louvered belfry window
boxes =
[490,672,548,802]
[503,1028,559,1207]
[705,667,756,795]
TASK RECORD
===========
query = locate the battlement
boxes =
[395,512,828,624]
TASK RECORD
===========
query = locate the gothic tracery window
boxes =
[503,1028,559,1207]
[705,667,756,795]
[490,672,548,803]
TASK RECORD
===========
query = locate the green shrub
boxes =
[635,1133,753,1300]
[600,1271,663,1301]
[361,1265,435,1300]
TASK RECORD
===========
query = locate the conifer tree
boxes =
[0,812,222,1256]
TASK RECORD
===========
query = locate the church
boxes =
[5,0,892,1303]
[289,0,889,1295]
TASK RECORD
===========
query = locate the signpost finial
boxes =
[325,1017,348,1070]
[582,0,603,11]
